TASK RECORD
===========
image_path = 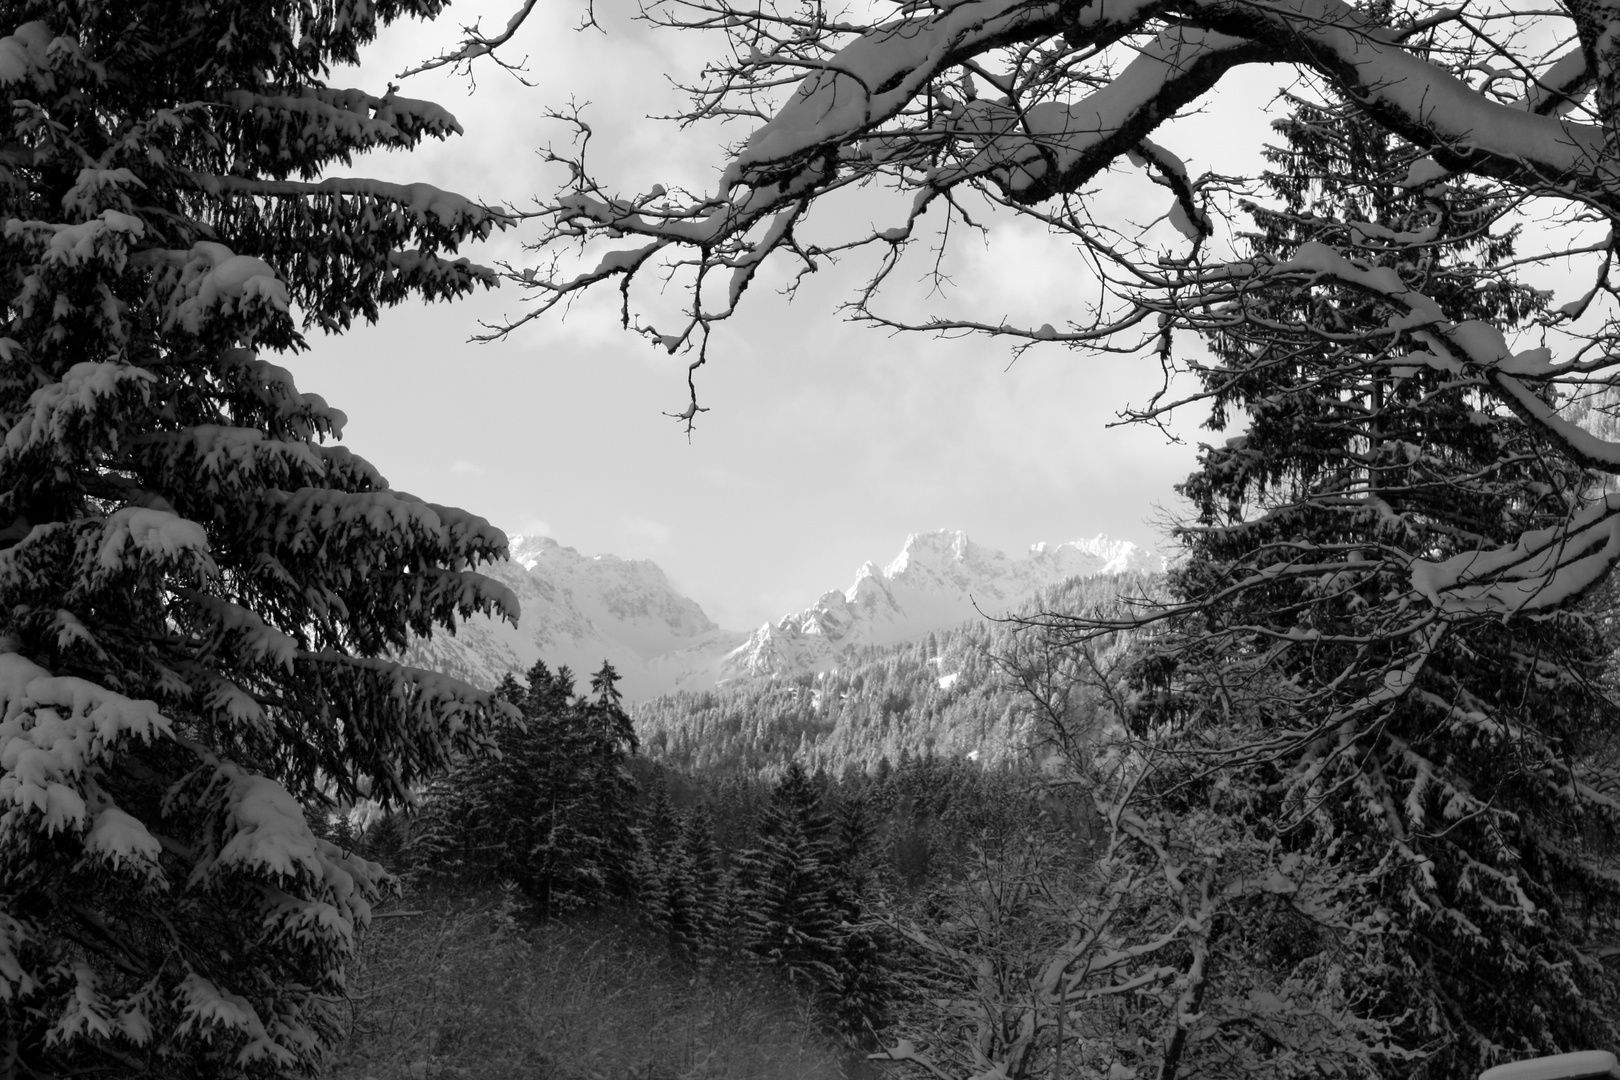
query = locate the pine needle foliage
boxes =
[0,3,514,1074]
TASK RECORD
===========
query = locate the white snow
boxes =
[3,360,156,456]
[189,596,299,669]
[0,23,53,84]
[84,806,165,881]
[61,168,145,218]
[175,971,289,1066]
[221,87,464,144]
[49,963,114,1043]
[1410,493,1620,614]
[1167,197,1208,241]
[1478,1051,1620,1080]
[1400,158,1450,189]
[734,0,1158,182]
[95,506,214,576]
[213,768,325,882]
[0,652,174,846]
[5,210,146,268]
[709,531,1159,682]
[194,175,493,234]
[406,534,741,701]
[162,241,290,332]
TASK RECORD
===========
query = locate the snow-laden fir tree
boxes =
[823,790,897,1037]
[0,4,517,1074]
[734,760,842,986]
[1114,95,1620,1076]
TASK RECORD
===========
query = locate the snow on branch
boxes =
[180,173,509,243]
[474,0,1617,432]
[0,653,173,838]
[399,0,543,80]
[1411,492,1620,615]
[925,26,1270,202]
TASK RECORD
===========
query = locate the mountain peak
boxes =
[883,528,980,578]
[409,528,1161,702]
[723,530,1162,682]
[406,534,737,700]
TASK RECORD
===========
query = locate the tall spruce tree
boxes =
[576,661,640,900]
[734,761,841,986]
[824,790,896,1037]
[1112,95,1620,1076]
[0,3,514,1075]
[633,766,685,945]
[680,800,725,956]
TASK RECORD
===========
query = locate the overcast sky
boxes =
[285,1,1283,631]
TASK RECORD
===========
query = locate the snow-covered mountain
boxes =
[407,530,1161,700]
[715,530,1161,681]
[403,536,745,702]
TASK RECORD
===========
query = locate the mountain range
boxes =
[405,529,1163,701]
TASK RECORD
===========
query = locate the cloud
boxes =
[508,516,554,539]
[625,516,673,546]
[298,1,1254,636]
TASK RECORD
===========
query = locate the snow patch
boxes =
[0,22,53,84]
[96,507,213,576]
[1478,1052,1620,1080]
[84,806,165,881]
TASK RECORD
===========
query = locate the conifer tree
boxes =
[824,791,896,1036]
[404,671,527,877]
[410,661,641,919]
[734,761,841,986]
[680,800,726,954]
[1109,95,1620,1076]
[633,766,679,940]
[577,662,640,899]
[658,807,707,957]
[0,3,513,1074]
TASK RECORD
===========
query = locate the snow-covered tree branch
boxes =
[0,3,517,1075]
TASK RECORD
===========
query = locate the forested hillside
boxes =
[633,571,1157,776]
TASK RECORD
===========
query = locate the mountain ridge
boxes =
[716,530,1161,682]
[404,528,1163,700]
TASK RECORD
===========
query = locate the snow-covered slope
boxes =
[715,530,1161,681]
[407,530,1161,700]
[403,536,745,702]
